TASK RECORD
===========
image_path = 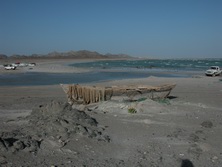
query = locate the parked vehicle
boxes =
[28,63,36,66]
[11,63,19,67]
[4,64,16,70]
[205,66,221,76]
[18,63,28,67]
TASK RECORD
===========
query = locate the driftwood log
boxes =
[61,84,176,104]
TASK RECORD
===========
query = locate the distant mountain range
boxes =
[0,50,132,59]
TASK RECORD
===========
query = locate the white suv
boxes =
[4,64,16,70]
[205,66,221,76]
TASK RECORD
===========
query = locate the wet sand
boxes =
[0,59,222,167]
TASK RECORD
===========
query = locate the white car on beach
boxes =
[4,64,16,70]
[205,66,221,76]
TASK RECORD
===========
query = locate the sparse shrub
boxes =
[128,107,137,114]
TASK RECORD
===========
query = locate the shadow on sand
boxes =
[167,96,178,100]
[181,159,194,167]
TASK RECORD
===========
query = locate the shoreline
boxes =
[1,58,213,87]
[0,58,218,74]
[0,69,206,87]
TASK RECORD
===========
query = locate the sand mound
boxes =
[0,101,110,154]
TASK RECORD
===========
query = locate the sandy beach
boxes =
[0,59,93,74]
[0,59,222,167]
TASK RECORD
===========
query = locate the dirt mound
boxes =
[0,131,40,153]
[0,101,110,154]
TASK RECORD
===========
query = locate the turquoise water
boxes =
[70,59,222,71]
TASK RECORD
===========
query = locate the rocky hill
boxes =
[0,54,7,59]
[0,50,132,59]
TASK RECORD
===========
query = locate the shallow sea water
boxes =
[1,59,221,86]
[0,71,189,86]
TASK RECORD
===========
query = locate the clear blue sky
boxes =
[0,0,221,58]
